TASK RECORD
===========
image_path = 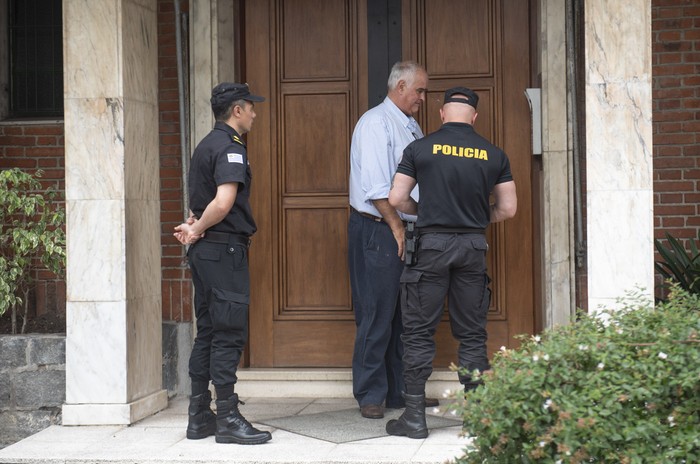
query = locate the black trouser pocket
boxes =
[210,288,249,332]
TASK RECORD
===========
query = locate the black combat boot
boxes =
[186,391,216,439]
[385,392,428,439]
[215,394,272,444]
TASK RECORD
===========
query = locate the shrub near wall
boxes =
[455,287,700,463]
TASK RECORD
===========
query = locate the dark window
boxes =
[9,0,63,118]
[367,0,401,108]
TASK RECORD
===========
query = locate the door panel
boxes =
[246,0,534,367]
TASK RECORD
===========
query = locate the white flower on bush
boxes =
[578,344,588,351]
[500,345,507,352]
[616,328,623,334]
[532,354,540,362]
[597,362,605,370]
[543,354,550,361]
[533,335,541,343]
[658,352,668,360]
[538,441,546,448]
[543,399,552,411]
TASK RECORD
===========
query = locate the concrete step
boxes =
[235,368,463,399]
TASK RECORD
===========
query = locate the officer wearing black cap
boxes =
[386,87,517,438]
[174,82,271,444]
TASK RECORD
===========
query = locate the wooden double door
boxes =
[245,0,534,367]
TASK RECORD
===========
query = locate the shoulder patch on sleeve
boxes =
[227,153,244,164]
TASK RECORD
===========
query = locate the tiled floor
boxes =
[0,396,471,464]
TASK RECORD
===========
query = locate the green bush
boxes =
[453,287,700,463]
[654,232,700,299]
[0,168,65,333]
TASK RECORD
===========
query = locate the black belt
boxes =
[417,227,485,235]
[201,230,251,246]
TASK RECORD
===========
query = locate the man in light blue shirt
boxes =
[348,61,433,419]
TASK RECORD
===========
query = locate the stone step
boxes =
[235,368,462,399]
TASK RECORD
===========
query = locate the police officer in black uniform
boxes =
[174,82,272,445]
[386,87,517,438]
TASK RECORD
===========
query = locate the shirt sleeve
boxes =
[496,151,513,184]
[214,143,248,187]
[355,115,395,201]
[396,141,417,179]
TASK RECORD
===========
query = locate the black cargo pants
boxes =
[187,233,251,388]
[399,232,491,392]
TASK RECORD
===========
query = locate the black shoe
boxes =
[215,394,272,444]
[186,391,217,439]
[360,404,384,418]
[386,392,428,439]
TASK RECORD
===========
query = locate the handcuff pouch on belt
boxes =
[405,222,418,266]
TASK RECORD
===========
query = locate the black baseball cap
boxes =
[210,82,265,111]
[443,87,479,109]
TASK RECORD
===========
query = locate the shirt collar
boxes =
[214,121,244,145]
[384,97,418,132]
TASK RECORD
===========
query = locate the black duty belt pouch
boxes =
[405,222,418,266]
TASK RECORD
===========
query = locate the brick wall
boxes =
[0,123,66,319]
[652,1,700,241]
[158,0,192,324]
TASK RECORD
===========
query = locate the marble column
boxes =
[62,0,167,425]
[540,0,575,327]
[584,0,654,312]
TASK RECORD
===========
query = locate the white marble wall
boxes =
[63,0,167,425]
[584,0,654,311]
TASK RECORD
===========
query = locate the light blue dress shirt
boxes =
[349,97,421,222]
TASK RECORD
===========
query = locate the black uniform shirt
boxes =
[188,121,257,236]
[396,122,513,230]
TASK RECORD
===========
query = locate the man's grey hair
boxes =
[214,98,248,122]
[387,61,424,91]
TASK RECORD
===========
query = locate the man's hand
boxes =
[391,225,405,260]
[373,199,406,259]
[174,220,203,245]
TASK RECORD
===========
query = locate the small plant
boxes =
[452,286,700,463]
[654,232,700,298]
[0,168,66,333]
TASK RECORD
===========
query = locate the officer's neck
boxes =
[223,119,246,136]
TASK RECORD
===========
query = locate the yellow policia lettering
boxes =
[432,144,488,160]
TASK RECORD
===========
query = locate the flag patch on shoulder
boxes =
[227,153,243,164]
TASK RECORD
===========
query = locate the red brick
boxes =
[162,269,185,280]
[654,133,696,145]
[26,147,65,157]
[37,158,60,168]
[1,135,37,146]
[661,216,685,227]
[0,126,23,135]
[655,169,683,180]
[1,158,36,168]
[162,281,172,320]
[24,125,63,136]
[655,203,696,215]
[182,283,192,322]
[654,63,696,75]
[658,193,683,203]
